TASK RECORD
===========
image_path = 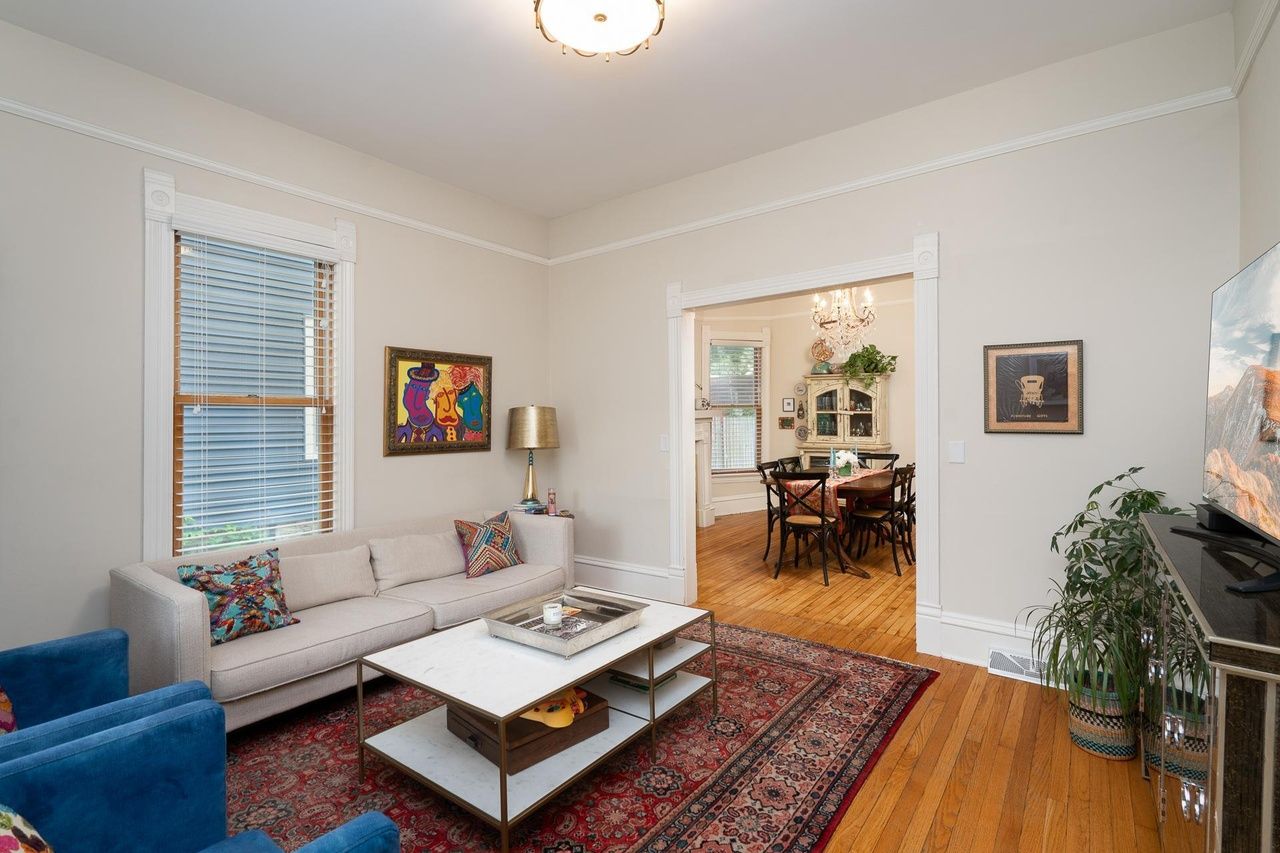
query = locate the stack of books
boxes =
[607,669,677,693]
[511,502,548,514]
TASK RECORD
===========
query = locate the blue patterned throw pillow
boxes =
[177,548,299,645]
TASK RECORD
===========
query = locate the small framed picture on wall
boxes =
[983,340,1083,434]
[782,397,795,413]
[778,417,796,430]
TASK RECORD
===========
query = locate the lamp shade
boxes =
[507,406,560,450]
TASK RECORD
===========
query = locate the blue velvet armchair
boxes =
[0,628,130,727]
[0,631,398,853]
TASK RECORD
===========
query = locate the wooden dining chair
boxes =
[856,452,900,470]
[776,456,803,472]
[848,464,916,576]
[772,471,844,586]
[756,460,784,561]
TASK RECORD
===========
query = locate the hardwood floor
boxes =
[693,510,1159,853]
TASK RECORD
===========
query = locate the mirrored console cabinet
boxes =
[1143,514,1280,852]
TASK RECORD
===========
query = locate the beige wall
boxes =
[0,12,1253,664]
[693,280,915,510]
[0,23,550,647]
[547,17,1240,647]
[1238,1,1280,262]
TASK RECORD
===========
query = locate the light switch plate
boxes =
[947,440,965,464]
[659,434,670,453]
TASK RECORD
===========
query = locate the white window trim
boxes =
[700,326,771,477]
[142,169,356,560]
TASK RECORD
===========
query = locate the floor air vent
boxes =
[988,648,1045,685]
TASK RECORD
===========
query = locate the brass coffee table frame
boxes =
[356,610,718,853]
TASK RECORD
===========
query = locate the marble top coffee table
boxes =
[356,589,717,853]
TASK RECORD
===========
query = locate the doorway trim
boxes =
[665,233,940,655]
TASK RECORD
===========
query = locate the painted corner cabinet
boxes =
[797,373,891,467]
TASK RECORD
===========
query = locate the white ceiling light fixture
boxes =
[535,0,665,61]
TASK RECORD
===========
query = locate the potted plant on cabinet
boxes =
[1028,467,1184,760]
[840,344,897,387]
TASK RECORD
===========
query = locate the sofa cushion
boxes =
[178,548,299,645]
[381,563,564,628]
[455,512,522,578]
[279,544,376,612]
[208,597,433,702]
[368,533,466,592]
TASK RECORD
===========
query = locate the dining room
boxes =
[691,276,918,638]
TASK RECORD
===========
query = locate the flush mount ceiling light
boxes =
[535,0,665,61]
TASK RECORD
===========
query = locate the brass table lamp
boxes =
[508,405,559,506]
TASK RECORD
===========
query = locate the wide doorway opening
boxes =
[690,276,919,649]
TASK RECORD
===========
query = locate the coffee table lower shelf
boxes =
[364,672,712,825]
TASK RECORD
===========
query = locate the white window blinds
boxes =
[709,343,763,473]
[172,232,336,556]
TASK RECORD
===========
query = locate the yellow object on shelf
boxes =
[519,687,588,728]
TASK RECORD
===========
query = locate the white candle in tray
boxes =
[542,601,563,627]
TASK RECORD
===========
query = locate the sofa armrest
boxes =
[0,628,128,727]
[0,699,228,852]
[0,681,211,763]
[111,563,211,694]
[296,813,400,853]
[509,514,575,589]
[200,830,281,852]
[199,813,398,853]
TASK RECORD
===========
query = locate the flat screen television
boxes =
[1194,240,1280,590]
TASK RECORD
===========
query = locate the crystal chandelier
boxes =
[811,287,877,362]
[534,0,665,61]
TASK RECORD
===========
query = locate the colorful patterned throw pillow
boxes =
[455,512,522,578]
[177,548,299,645]
[0,688,14,736]
[0,804,52,852]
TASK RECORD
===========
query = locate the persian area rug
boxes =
[227,623,936,852]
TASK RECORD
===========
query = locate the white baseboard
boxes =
[712,492,764,516]
[573,555,685,603]
[915,604,1033,668]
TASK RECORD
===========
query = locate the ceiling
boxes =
[0,0,1231,218]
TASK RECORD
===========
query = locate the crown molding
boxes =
[1,77,1242,272]
[549,86,1234,266]
[0,94,549,266]
[1234,0,1280,95]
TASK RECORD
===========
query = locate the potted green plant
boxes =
[840,344,897,387]
[1028,467,1183,760]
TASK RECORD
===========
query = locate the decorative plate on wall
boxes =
[795,425,810,441]
[793,381,807,397]
[810,339,834,363]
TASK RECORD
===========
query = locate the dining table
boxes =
[778,467,895,579]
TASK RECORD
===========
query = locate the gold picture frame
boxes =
[384,346,492,455]
[983,340,1083,434]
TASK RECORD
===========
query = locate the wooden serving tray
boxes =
[445,689,610,775]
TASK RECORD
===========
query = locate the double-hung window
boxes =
[143,170,354,559]
[708,341,765,473]
[172,234,335,555]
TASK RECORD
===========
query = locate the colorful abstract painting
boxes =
[384,347,492,455]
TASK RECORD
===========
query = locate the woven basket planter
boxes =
[1068,684,1137,761]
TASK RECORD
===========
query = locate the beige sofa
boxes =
[109,511,573,730]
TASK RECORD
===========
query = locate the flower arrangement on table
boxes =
[827,448,860,476]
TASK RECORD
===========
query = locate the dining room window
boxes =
[708,342,764,473]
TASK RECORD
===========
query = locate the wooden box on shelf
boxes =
[445,690,610,775]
